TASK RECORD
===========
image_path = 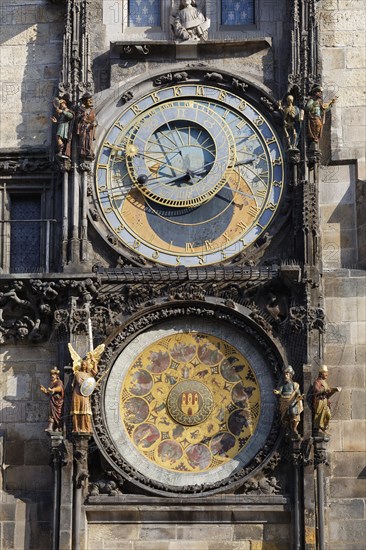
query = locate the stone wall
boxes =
[318,2,366,547]
[0,344,57,549]
[91,0,289,97]
[87,526,290,550]
[319,0,366,179]
[322,271,366,549]
[86,511,291,550]
[0,0,64,150]
[319,164,359,269]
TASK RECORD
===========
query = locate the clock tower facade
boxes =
[0,1,365,549]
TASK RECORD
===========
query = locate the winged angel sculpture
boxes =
[68,343,105,433]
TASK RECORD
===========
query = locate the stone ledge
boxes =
[323,268,366,278]
[85,497,290,525]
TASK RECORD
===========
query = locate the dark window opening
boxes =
[10,195,42,273]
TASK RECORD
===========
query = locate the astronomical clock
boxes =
[93,315,282,495]
[94,81,284,267]
[91,72,286,496]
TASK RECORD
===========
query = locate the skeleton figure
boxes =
[279,95,303,148]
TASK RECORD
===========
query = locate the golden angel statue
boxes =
[68,343,105,433]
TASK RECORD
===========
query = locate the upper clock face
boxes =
[96,84,284,266]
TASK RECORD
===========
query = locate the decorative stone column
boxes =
[72,434,90,550]
[313,434,330,550]
[49,434,66,550]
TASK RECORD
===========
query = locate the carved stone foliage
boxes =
[73,437,90,492]
[88,263,307,345]
[0,278,99,344]
[59,0,93,103]
[289,305,325,333]
[91,304,283,497]
[0,269,307,347]
[89,471,124,497]
[0,157,51,173]
[313,435,330,466]
[239,452,282,495]
[303,181,318,234]
[89,274,286,342]
[0,280,57,343]
[280,436,313,467]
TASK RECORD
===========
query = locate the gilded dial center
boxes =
[167,380,214,426]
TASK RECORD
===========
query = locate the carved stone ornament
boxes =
[88,272,285,342]
[74,447,89,489]
[120,91,134,104]
[89,471,124,497]
[91,304,283,497]
[260,96,277,112]
[289,305,325,333]
[122,44,150,56]
[232,78,248,92]
[54,309,70,328]
[0,158,51,173]
[71,308,90,335]
[313,435,330,466]
[240,452,282,495]
[280,436,312,467]
[154,72,189,86]
[172,0,210,42]
[167,283,206,301]
[0,280,58,343]
[0,277,103,345]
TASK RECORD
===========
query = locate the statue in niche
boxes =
[51,97,74,158]
[273,366,304,438]
[173,0,210,41]
[279,94,303,149]
[68,343,105,434]
[312,365,341,434]
[305,84,337,145]
[265,292,287,322]
[40,368,64,432]
[76,93,98,160]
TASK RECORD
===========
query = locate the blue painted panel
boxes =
[221,0,254,25]
[128,0,161,27]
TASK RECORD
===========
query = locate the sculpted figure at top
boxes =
[173,0,210,41]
